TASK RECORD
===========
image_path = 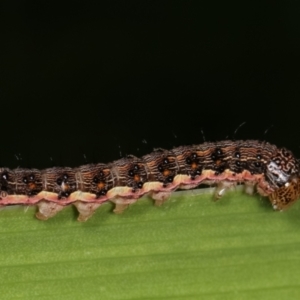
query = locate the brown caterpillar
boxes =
[1,140,300,222]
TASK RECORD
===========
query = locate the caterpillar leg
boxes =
[151,191,172,206]
[36,200,65,220]
[244,181,256,195]
[113,203,129,214]
[214,181,237,199]
[73,201,102,222]
[110,197,140,214]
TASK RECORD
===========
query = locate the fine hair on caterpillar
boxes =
[0,140,300,222]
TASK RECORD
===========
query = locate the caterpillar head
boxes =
[265,148,300,209]
[269,176,300,210]
[266,148,299,188]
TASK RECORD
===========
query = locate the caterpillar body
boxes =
[1,140,299,222]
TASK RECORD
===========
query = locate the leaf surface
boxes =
[1,187,300,300]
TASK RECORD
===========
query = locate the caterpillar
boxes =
[0,140,299,222]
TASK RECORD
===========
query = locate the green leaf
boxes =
[1,187,300,300]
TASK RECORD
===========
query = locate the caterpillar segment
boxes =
[0,140,300,222]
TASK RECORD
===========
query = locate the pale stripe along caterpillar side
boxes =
[0,140,300,222]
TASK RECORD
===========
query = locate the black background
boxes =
[1,1,300,169]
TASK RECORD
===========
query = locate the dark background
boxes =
[1,1,300,169]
